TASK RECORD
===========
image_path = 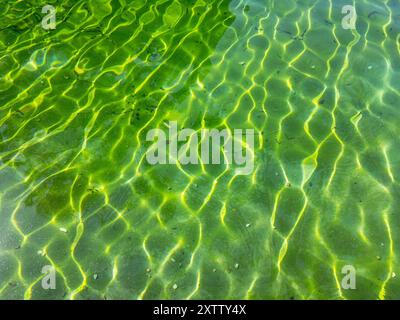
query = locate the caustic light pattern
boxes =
[0,0,400,300]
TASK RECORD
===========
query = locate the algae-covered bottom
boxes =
[0,0,400,299]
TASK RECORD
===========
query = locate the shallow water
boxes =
[0,0,400,299]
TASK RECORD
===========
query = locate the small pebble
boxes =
[150,53,160,61]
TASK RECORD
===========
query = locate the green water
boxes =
[0,0,400,300]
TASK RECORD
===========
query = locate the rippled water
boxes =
[0,0,400,300]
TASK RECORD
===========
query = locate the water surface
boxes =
[0,0,400,299]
